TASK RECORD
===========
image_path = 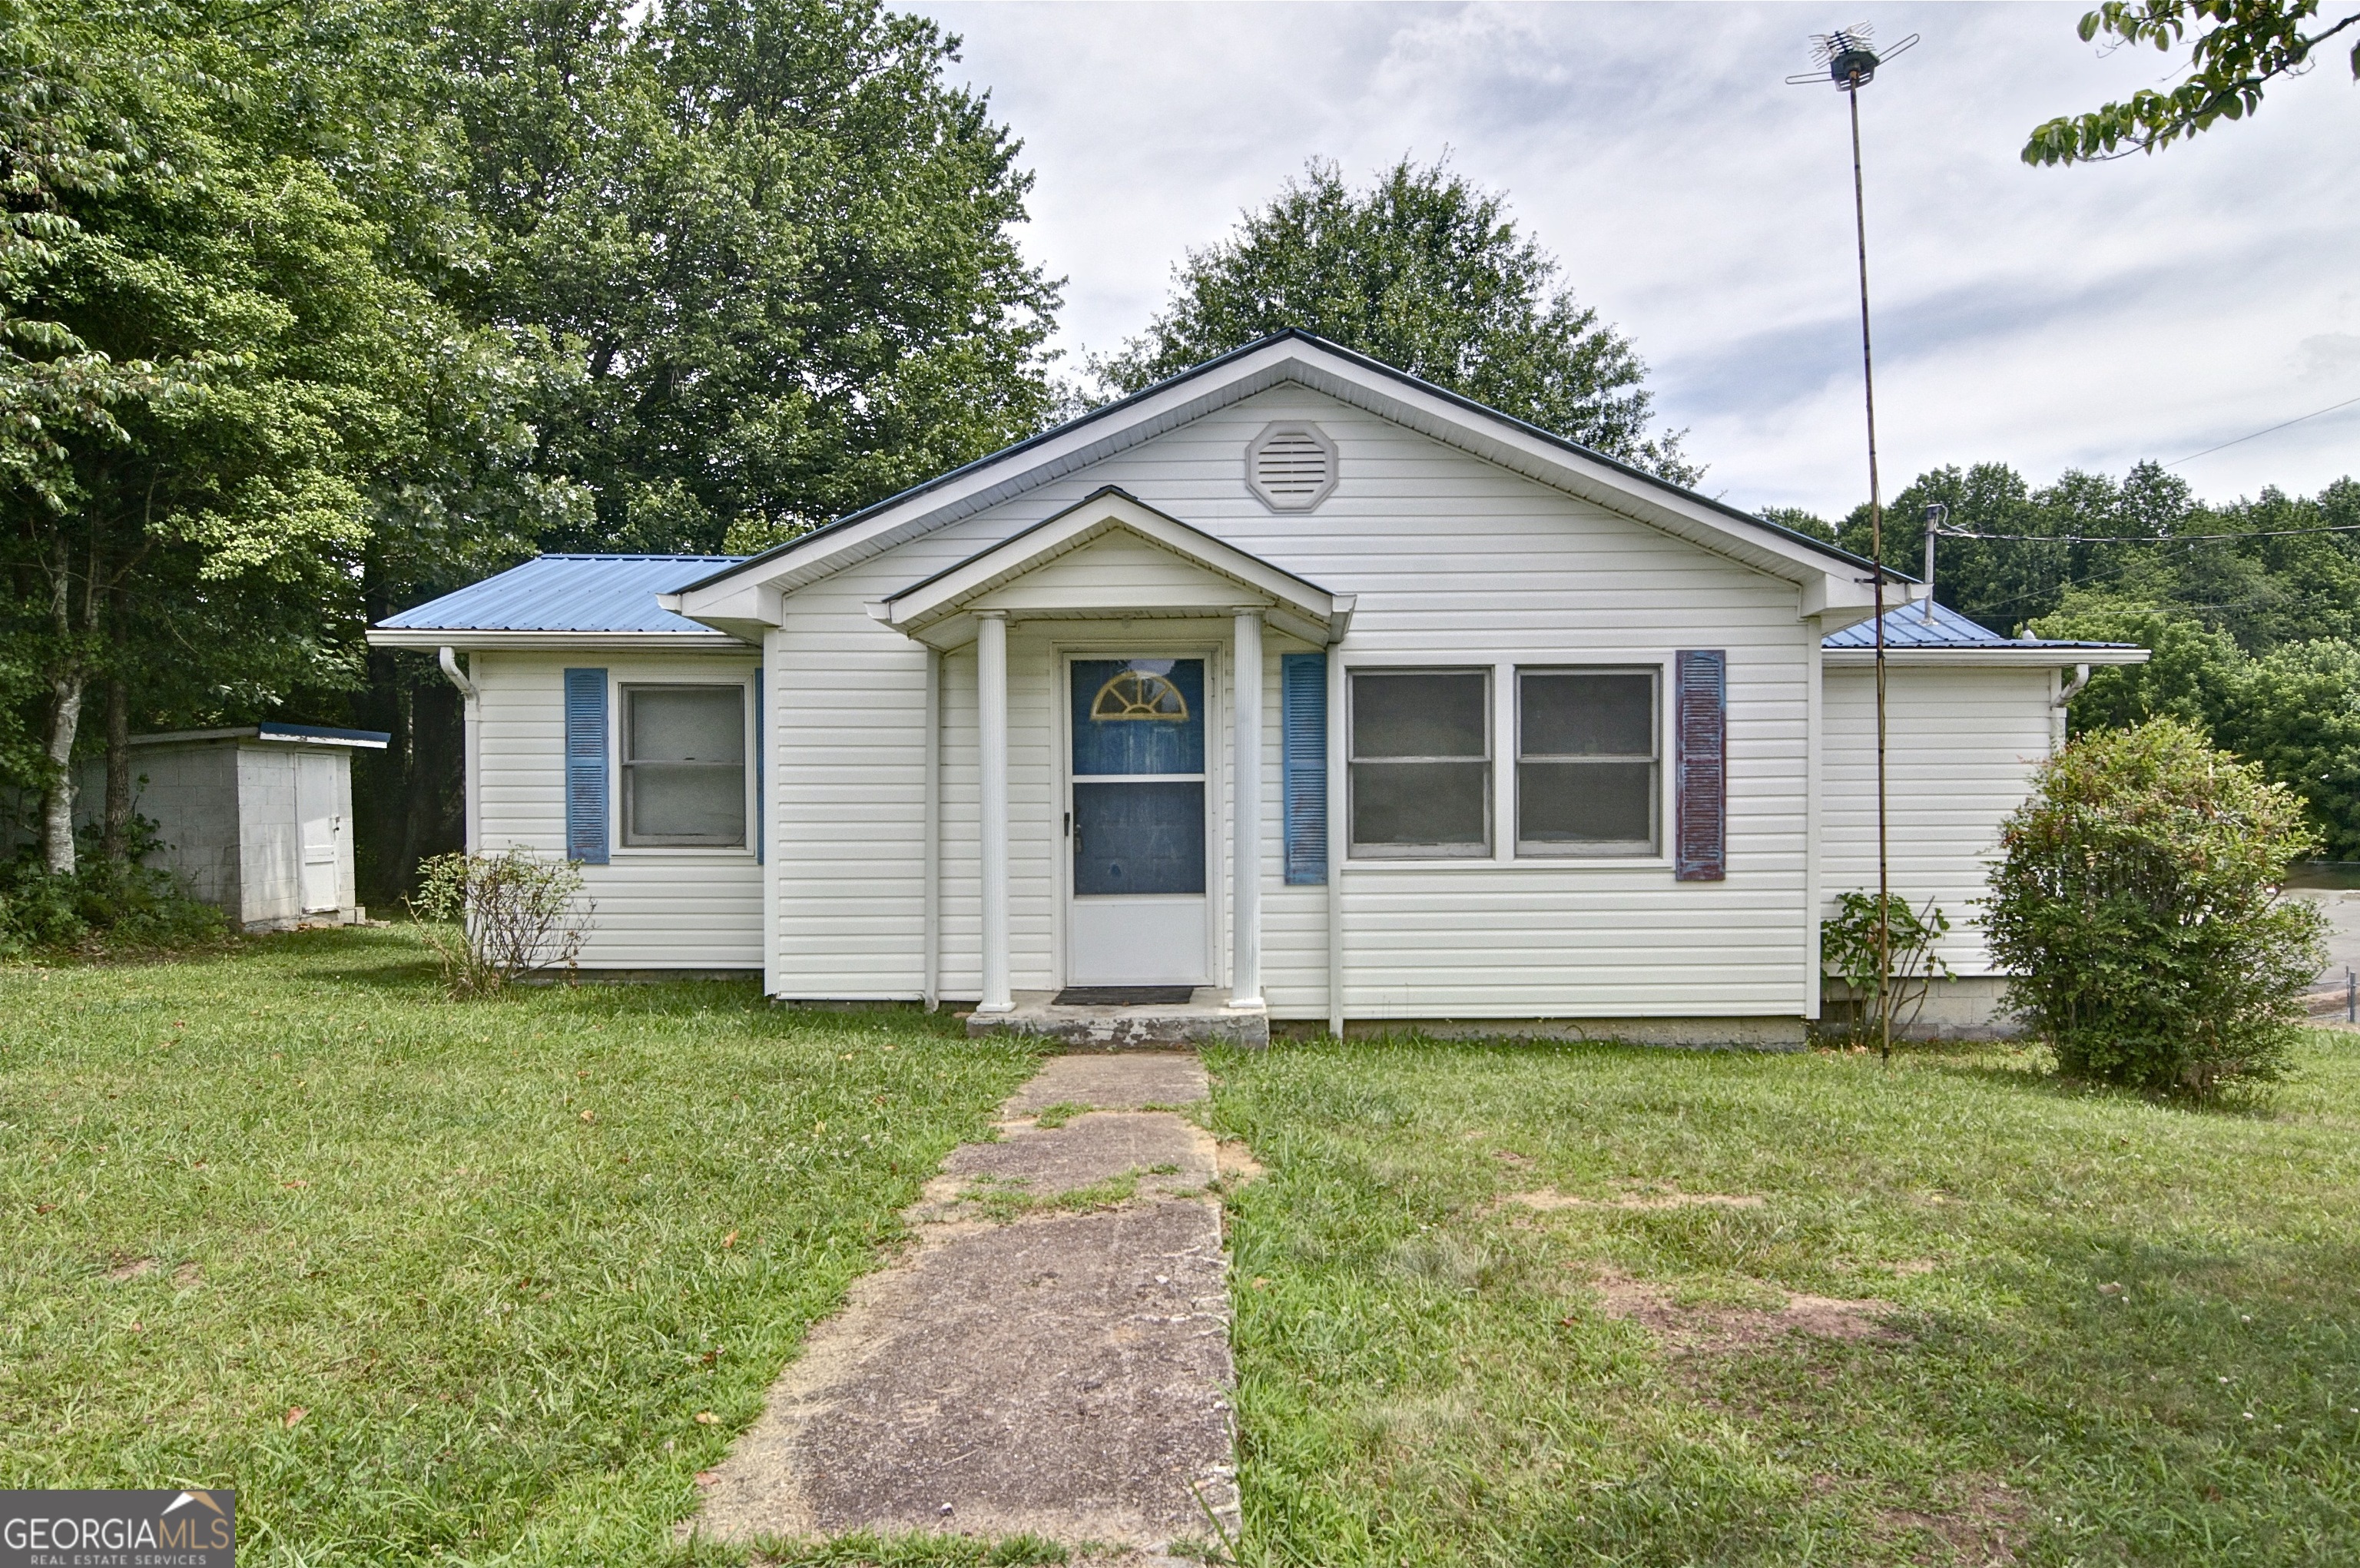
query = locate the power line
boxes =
[1936,522,2360,544]
[2163,392,2360,469]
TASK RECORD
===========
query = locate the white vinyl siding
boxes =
[475,650,762,969]
[768,383,1818,1019]
[1820,663,2057,976]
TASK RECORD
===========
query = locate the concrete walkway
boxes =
[696,1051,1238,1562]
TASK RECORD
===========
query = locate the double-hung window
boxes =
[1348,669,1490,857]
[621,685,747,847]
[1516,668,1659,856]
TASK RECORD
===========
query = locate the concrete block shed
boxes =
[82,724,388,930]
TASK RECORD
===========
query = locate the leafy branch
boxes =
[2025,1,2360,164]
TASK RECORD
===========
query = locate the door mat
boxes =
[1052,986,1198,1007]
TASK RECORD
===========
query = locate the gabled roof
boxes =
[1823,602,2150,665]
[370,555,749,648]
[871,487,1356,648]
[670,330,1915,628]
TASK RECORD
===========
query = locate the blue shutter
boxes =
[1281,651,1328,886]
[752,667,764,864]
[564,668,609,865]
[1674,649,1725,882]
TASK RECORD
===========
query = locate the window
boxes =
[1517,668,1659,856]
[621,685,746,847]
[1349,669,1490,857]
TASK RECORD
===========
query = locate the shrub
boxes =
[407,849,592,996]
[1984,718,2326,1096]
[0,817,227,956]
[1820,891,1953,1048]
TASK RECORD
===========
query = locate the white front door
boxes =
[1065,657,1210,986]
[294,752,340,914]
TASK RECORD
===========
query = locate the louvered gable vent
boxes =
[1247,422,1337,512]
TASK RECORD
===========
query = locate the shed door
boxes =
[295,751,340,914]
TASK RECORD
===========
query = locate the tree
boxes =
[2031,598,2251,731]
[1093,157,1699,486]
[2025,0,2360,164]
[436,0,1063,554]
[0,0,560,875]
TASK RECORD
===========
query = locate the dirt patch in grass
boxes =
[1215,1139,1264,1184]
[1504,1186,1764,1212]
[1869,1476,2029,1565]
[104,1256,156,1282]
[1591,1268,1904,1351]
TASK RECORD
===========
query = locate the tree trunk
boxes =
[41,536,83,876]
[42,668,84,875]
[101,674,130,861]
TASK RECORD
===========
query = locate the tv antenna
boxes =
[1791,22,1918,1063]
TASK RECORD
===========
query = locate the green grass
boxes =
[0,927,1039,1566]
[13,931,2359,1566]
[1208,1034,2360,1566]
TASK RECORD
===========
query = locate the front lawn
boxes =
[11,930,2358,1566]
[1212,1035,2360,1566]
[0,927,1037,1565]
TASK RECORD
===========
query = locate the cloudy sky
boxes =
[909,1,2360,520]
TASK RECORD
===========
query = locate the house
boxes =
[368,333,2144,1044]
[79,723,386,930]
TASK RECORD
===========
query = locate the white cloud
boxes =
[915,0,2360,516]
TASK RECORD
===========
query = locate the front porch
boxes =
[872,486,1354,1023]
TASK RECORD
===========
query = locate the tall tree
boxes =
[0,0,561,874]
[2025,0,2360,164]
[436,0,1063,554]
[1094,157,1699,486]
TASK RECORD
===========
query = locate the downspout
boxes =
[438,646,480,854]
[2050,661,2090,754]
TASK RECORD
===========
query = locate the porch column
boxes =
[976,611,1013,1013]
[1231,608,1265,1009]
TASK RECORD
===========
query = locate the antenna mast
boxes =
[1791,23,1917,1061]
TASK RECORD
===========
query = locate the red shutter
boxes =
[1674,650,1725,881]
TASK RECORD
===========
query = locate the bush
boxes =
[408,849,592,996]
[1820,891,1953,1048]
[1984,718,2326,1096]
[0,817,227,956]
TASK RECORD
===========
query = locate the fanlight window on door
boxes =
[1091,669,1190,721]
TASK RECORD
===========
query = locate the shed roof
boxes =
[1822,602,2141,652]
[376,555,744,635]
[130,722,390,750]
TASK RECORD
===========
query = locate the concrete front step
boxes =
[966,989,1270,1049]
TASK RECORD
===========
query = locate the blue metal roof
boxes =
[1823,602,2139,651]
[377,555,746,635]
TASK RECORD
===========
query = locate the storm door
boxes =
[1065,658,1210,986]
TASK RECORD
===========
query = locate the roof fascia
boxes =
[877,489,1349,642]
[672,332,1898,618]
[671,342,1307,615]
[366,629,754,652]
[1823,647,2150,668]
